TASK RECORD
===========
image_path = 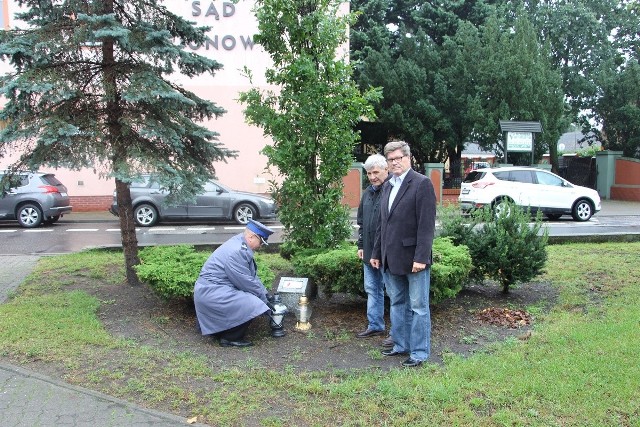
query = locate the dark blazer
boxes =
[372,168,436,276]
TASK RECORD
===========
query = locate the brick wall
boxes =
[69,195,112,212]
[611,158,640,202]
[442,188,460,205]
[341,167,362,208]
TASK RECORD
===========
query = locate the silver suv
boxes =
[0,171,73,227]
[459,166,601,221]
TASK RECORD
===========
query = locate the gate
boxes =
[558,156,597,189]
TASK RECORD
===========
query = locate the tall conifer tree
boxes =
[0,0,233,284]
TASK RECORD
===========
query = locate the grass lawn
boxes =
[0,242,639,426]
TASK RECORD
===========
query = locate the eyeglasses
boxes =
[386,155,405,164]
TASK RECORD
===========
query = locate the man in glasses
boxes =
[371,141,436,367]
[194,219,275,347]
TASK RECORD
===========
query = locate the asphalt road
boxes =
[0,201,639,255]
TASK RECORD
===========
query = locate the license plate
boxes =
[60,192,67,196]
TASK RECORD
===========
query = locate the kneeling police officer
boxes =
[194,219,275,347]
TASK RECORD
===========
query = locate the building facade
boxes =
[0,0,278,210]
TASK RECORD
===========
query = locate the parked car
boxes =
[0,171,73,228]
[463,161,491,175]
[109,176,277,226]
[458,166,601,221]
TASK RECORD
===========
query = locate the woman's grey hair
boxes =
[363,154,387,171]
[384,141,410,157]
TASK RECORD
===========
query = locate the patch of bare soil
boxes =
[94,279,558,371]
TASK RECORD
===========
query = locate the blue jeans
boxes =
[363,263,386,331]
[384,268,431,361]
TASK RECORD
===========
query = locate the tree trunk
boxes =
[549,142,560,174]
[101,0,140,285]
[115,179,141,286]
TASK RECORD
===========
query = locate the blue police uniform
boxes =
[194,221,273,337]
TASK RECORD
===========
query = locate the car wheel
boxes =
[493,199,512,218]
[234,203,256,225]
[572,199,593,222]
[17,203,43,228]
[134,203,159,227]
[545,213,562,221]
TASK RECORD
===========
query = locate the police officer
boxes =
[194,219,274,347]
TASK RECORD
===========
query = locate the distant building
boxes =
[0,0,277,210]
[461,132,602,166]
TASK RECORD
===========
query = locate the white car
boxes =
[458,166,601,221]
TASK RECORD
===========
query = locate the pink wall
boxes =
[0,0,278,198]
[0,0,353,209]
[342,167,362,208]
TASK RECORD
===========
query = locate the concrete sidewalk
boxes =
[0,363,197,426]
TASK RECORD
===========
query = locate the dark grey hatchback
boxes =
[0,171,73,227]
[109,176,277,227]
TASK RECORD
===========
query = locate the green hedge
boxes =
[136,245,209,299]
[431,237,472,303]
[292,238,472,304]
[136,245,291,299]
[292,245,364,297]
[136,239,471,304]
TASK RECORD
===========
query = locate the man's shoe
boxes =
[401,357,423,368]
[219,338,253,348]
[356,329,385,338]
[381,335,394,348]
[381,349,408,357]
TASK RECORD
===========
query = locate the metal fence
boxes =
[558,156,597,189]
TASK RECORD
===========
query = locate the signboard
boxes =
[507,132,533,152]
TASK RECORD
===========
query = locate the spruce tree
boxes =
[0,0,234,284]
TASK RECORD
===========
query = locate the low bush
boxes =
[292,245,363,297]
[292,238,472,303]
[439,202,548,293]
[136,245,292,299]
[135,239,471,302]
[136,245,209,299]
[430,237,472,304]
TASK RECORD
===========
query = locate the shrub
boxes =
[439,202,549,293]
[292,238,472,303]
[136,245,292,299]
[136,245,209,299]
[430,237,472,304]
[292,244,363,297]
